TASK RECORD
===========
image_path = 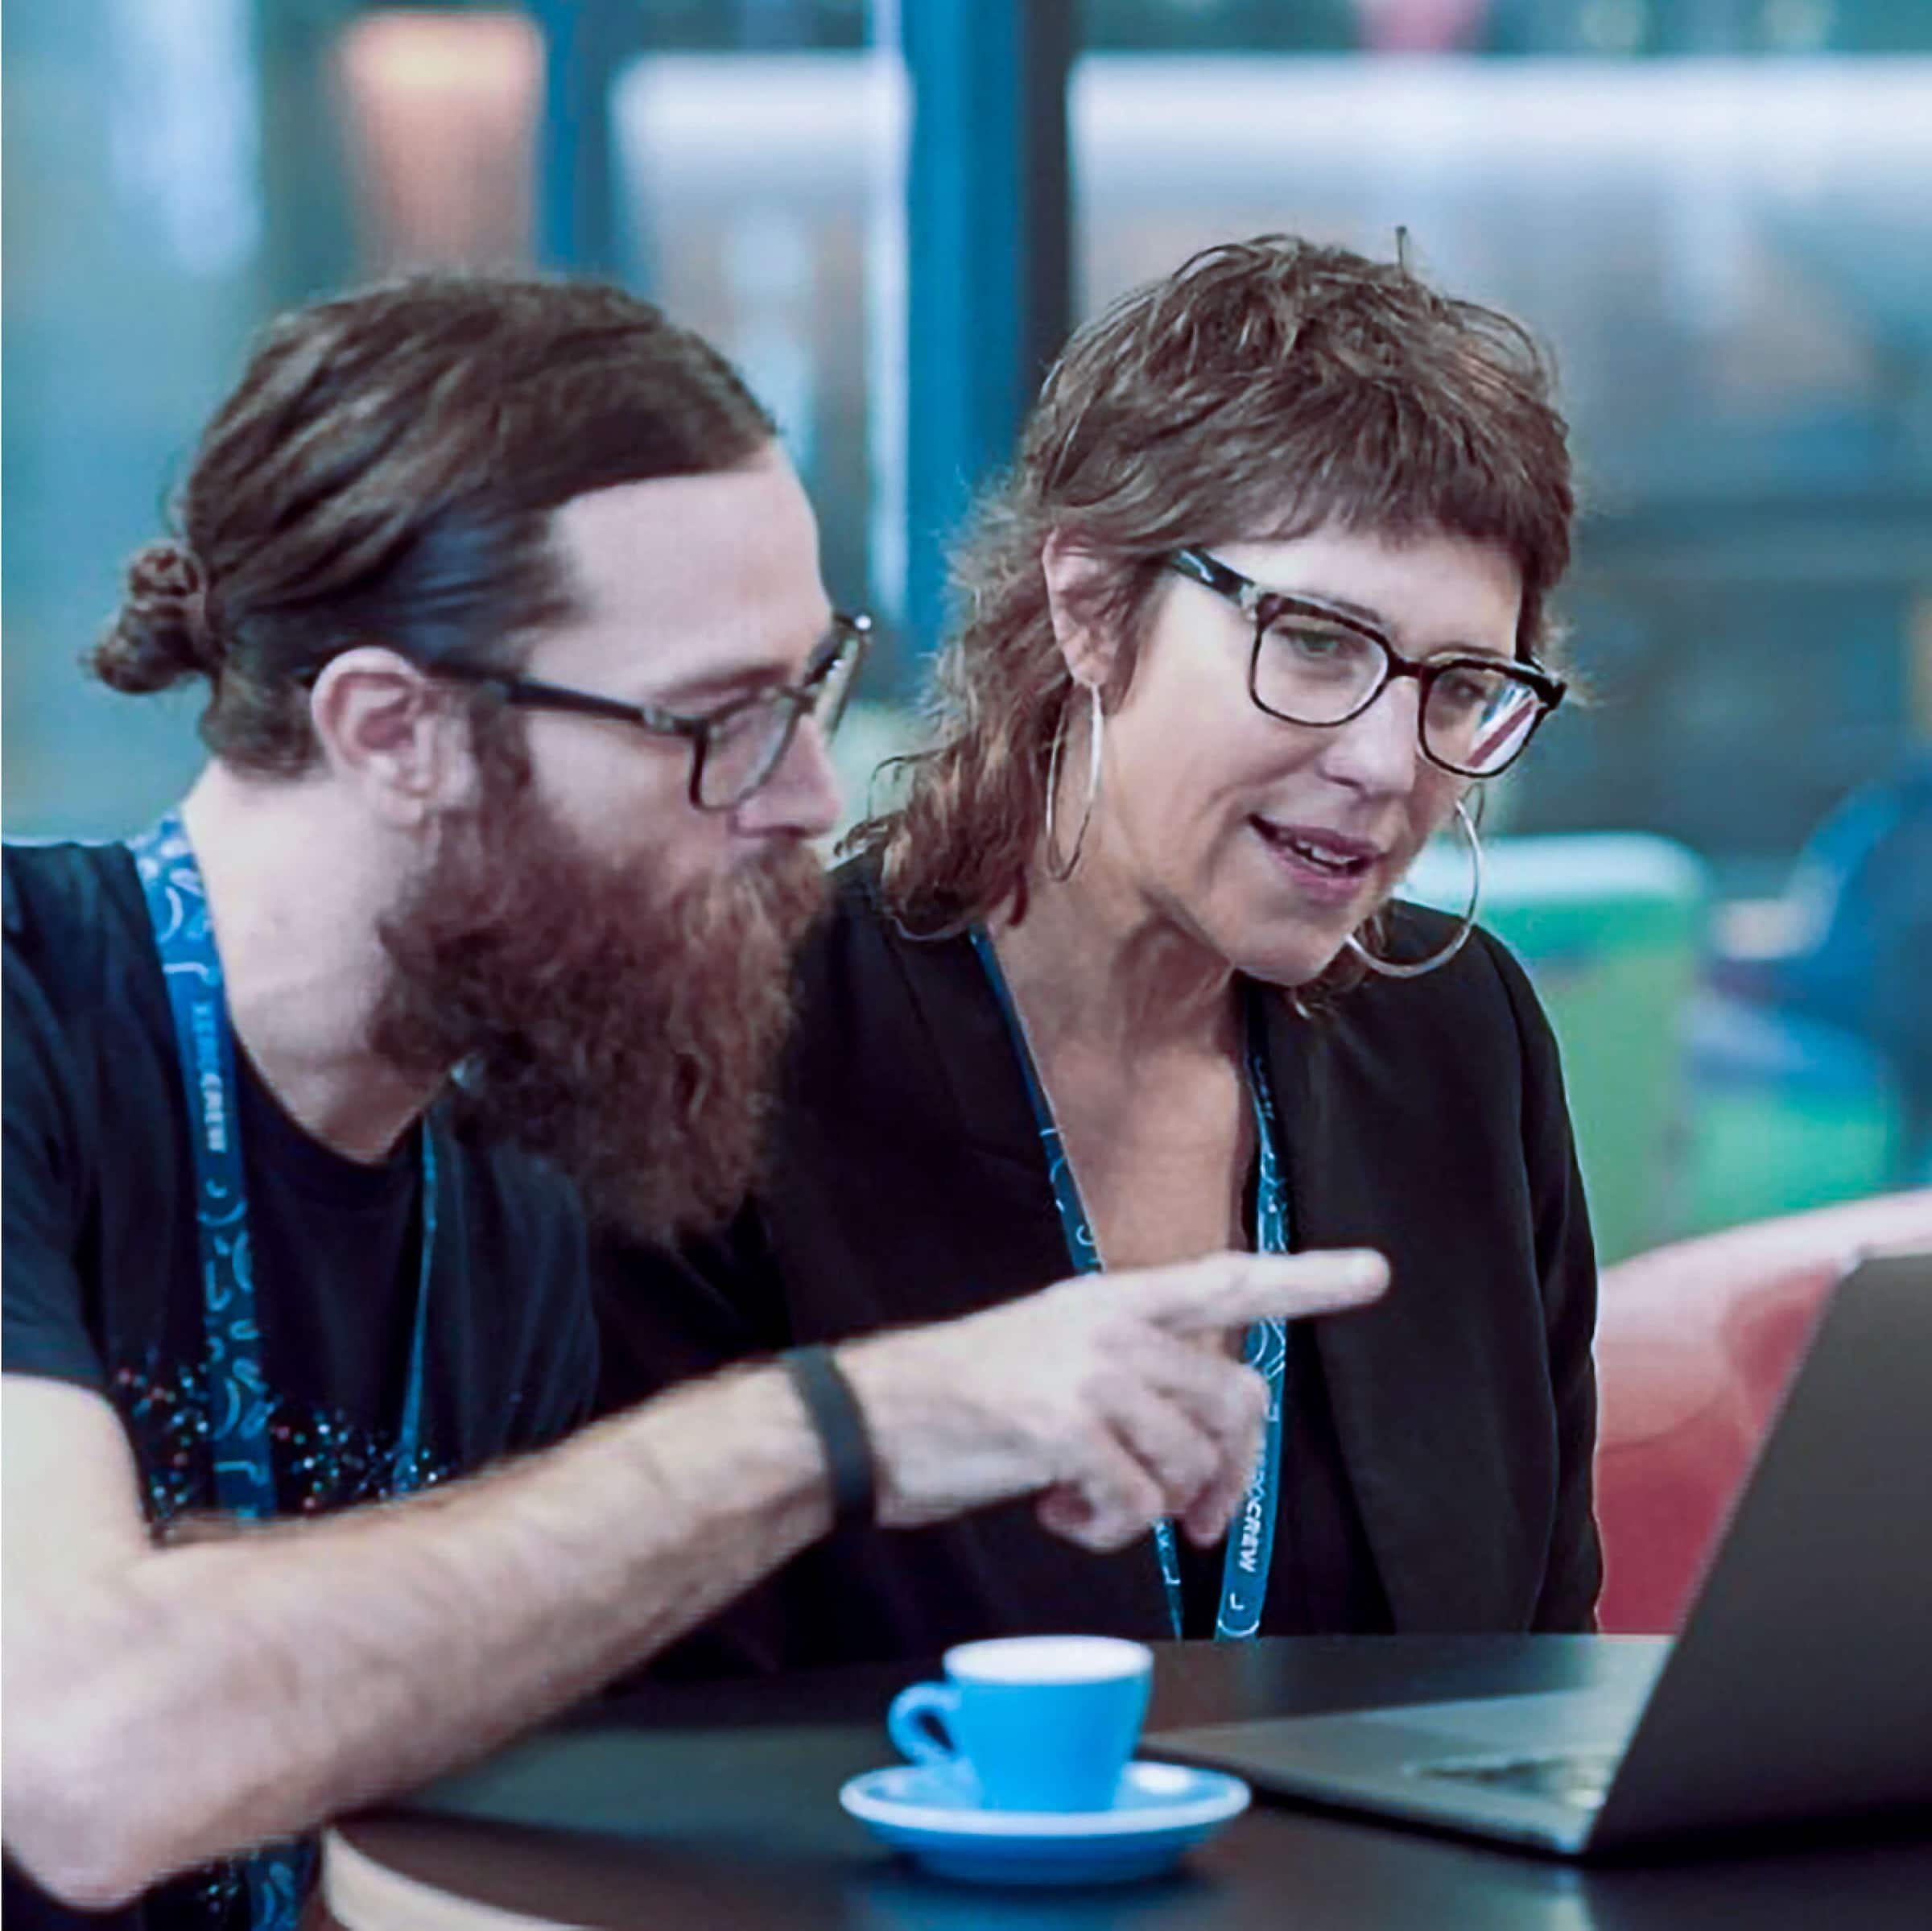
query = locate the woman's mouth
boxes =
[1251,819,1383,902]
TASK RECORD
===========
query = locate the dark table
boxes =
[323,1636,1932,1929]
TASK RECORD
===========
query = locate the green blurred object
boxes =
[1677,996,1904,1240]
[1406,833,1709,1265]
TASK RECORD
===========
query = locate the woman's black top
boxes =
[598,862,1601,1672]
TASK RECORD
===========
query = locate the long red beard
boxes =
[371,775,825,1241]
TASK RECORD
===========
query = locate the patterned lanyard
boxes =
[130,811,436,1930]
[970,929,1290,1641]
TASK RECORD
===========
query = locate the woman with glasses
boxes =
[606,235,1598,1661]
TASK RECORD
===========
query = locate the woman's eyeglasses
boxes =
[1167,550,1563,778]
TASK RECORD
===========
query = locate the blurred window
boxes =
[337,9,542,274]
[608,47,898,641]
[6,0,1928,877]
[1069,29,1932,879]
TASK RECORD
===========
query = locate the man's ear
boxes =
[308,646,473,826]
[1040,530,1123,693]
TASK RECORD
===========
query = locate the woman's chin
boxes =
[1224,923,1359,995]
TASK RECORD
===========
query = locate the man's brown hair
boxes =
[853,234,1576,952]
[91,275,776,773]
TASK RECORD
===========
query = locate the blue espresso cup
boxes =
[886,1634,1154,1812]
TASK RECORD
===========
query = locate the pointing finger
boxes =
[1122,1248,1389,1336]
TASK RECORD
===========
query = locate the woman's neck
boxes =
[987,848,1241,1070]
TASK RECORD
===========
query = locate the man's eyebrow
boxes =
[650,659,791,710]
[649,613,846,708]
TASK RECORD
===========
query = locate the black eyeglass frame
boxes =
[431,612,872,811]
[1166,548,1565,778]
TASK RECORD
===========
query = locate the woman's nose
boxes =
[1311,678,1425,798]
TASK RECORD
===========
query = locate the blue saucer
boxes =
[839,1760,1251,1886]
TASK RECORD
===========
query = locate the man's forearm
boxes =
[9,1363,830,1905]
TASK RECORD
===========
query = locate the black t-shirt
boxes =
[3,840,601,1931]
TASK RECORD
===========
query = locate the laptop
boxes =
[1150,1249,1932,1856]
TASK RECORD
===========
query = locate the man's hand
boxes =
[839,1248,1388,1550]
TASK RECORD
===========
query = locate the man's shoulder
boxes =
[4,844,173,1403]
[4,839,147,998]
[4,840,163,1107]
[431,1121,599,1445]
[436,1112,592,1269]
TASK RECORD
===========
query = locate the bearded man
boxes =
[1,277,1385,1930]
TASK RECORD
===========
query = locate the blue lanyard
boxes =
[970,930,1290,1641]
[130,811,436,1929]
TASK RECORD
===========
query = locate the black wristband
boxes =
[780,1344,877,1529]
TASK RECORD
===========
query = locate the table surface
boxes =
[324,1636,1932,1930]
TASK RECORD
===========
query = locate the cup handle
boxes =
[887,1681,963,1770]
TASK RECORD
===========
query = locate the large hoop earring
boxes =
[1345,794,1483,980]
[1043,682,1104,883]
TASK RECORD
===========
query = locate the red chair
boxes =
[1592,1191,1932,1633]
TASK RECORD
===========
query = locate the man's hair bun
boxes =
[89,540,223,693]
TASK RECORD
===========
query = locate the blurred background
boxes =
[6,0,1930,1250]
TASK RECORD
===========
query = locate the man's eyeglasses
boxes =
[436,613,871,811]
[1167,549,1564,779]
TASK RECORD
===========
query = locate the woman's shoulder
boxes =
[1327,898,1557,1071]
[788,853,975,1062]
[1278,907,1575,1197]
[804,852,908,992]
[824,848,890,930]
[811,852,978,984]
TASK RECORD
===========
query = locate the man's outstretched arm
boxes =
[2,1361,836,1906]
[2,1248,1385,1908]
